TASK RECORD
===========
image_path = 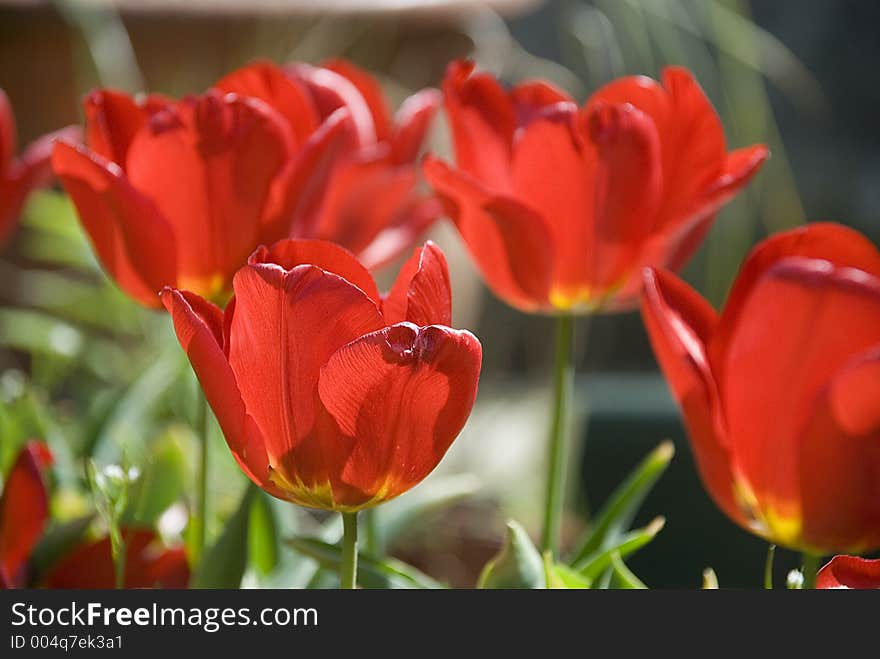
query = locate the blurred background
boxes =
[1,0,877,587]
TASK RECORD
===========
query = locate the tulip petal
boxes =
[443,60,516,191]
[52,142,177,307]
[0,442,52,588]
[273,107,359,240]
[161,288,281,497]
[84,90,151,164]
[424,156,553,311]
[287,63,376,145]
[322,58,392,142]
[45,530,189,588]
[318,323,481,505]
[717,257,880,542]
[797,380,880,552]
[640,268,747,527]
[828,349,880,437]
[711,223,880,375]
[383,241,452,327]
[310,156,418,256]
[228,263,385,469]
[0,89,16,178]
[357,195,443,271]
[214,60,320,146]
[817,556,880,589]
[510,80,574,123]
[391,88,441,164]
[248,238,381,304]
[125,93,292,294]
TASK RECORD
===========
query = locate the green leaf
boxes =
[609,552,648,589]
[569,440,674,565]
[285,536,443,589]
[123,433,187,526]
[543,552,590,589]
[29,515,95,582]
[248,491,279,577]
[193,485,256,588]
[573,517,665,581]
[477,520,544,589]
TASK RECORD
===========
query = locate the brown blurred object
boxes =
[0,0,542,145]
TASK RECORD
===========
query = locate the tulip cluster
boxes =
[3,51,878,591]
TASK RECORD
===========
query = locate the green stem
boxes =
[192,389,208,568]
[340,512,359,589]
[801,552,821,590]
[764,544,775,589]
[541,313,576,556]
[363,509,380,557]
[112,533,127,589]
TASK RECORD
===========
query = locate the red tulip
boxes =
[215,59,442,269]
[0,441,52,588]
[162,239,481,511]
[45,530,190,589]
[52,84,355,307]
[641,223,880,553]
[817,555,880,589]
[424,60,768,313]
[0,89,79,245]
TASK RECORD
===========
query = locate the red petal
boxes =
[227,263,384,472]
[829,349,880,437]
[391,88,441,164]
[716,257,880,537]
[357,195,442,270]
[318,323,481,506]
[423,156,553,311]
[442,60,516,191]
[383,241,452,327]
[45,530,189,589]
[0,89,16,177]
[510,116,599,297]
[287,63,376,145]
[273,107,359,240]
[310,157,417,256]
[817,556,880,589]
[125,93,292,296]
[214,60,320,147]
[322,58,392,142]
[0,441,52,588]
[248,238,381,304]
[52,141,177,307]
[796,376,880,552]
[640,268,746,527]
[711,223,880,376]
[161,288,280,496]
[84,90,151,164]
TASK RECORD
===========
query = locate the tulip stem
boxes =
[801,552,821,590]
[193,389,209,568]
[541,312,576,556]
[340,512,359,589]
[764,544,776,589]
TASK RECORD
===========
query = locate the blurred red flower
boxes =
[52,84,354,306]
[816,555,880,589]
[45,530,190,589]
[0,441,52,588]
[642,223,880,553]
[163,240,482,511]
[0,90,79,245]
[0,442,188,589]
[424,60,768,313]
[216,59,442,269]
